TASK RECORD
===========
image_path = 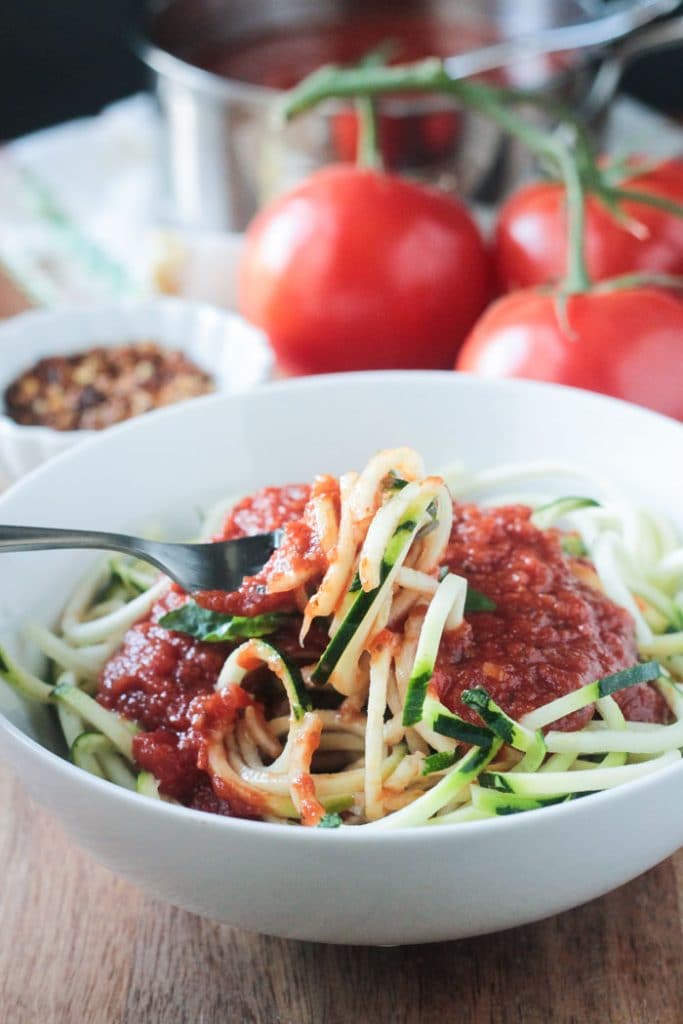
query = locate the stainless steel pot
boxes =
[136,0,683,231]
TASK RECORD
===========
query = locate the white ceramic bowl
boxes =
[0,372,682,946]
[0,297,272,484]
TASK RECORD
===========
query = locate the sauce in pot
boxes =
[195,14,494,168]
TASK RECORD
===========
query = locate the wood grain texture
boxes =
[0,760,681,1024]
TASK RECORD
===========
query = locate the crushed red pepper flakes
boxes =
[4,340,214,431]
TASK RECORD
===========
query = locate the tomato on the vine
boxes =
[456,285,683,420]
[238,165,491,375]
[495,158,683,291]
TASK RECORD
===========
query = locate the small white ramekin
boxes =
[0,297,273,484]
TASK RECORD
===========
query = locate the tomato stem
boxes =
[282,59,591,292]
[356,96,383,171]
[354,45,396,172]
[609,187,683,220]
[284,59,683,222]
[553,142,591,294]
[591,272,683,293]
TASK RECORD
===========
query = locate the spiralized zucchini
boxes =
[3,449,683,828]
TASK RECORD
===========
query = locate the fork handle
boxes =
[0,525,167,573]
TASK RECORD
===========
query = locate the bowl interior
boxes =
[0,371,681,759]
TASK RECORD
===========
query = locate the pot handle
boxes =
[582,14,683,121]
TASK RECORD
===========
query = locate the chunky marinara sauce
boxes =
[435,504,667,730]
[97,485,666,812]
[99,483,328,811]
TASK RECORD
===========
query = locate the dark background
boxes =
[0,0,682,142]
[0,1,147,141]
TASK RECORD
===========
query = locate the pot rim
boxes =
[131,0,600,106]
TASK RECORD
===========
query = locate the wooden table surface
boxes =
[1,270,682,1024]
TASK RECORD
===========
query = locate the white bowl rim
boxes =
[1,368,682,843]
[0,295,271,443]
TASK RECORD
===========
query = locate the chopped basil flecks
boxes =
[464,587,496,613]
[318,812,343,829]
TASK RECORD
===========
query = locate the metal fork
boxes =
[0,525,284,592]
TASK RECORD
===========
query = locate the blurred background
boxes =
[0,1,683,462]
[1,0,681,141]
[1,0,682,312]
[0,1,146,140]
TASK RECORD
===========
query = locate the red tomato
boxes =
[456,286,683,420]
[495,159,683,291]
[238,165,491,375]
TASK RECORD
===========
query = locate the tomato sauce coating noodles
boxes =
[6,449,682,829]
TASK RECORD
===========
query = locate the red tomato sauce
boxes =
[198,15,476,168]
[192,15,572,169]
[434,503,668,729]
[99,483,327,811]
[197,16,496,90]
[194,482,328,616]
[97,485,666,816]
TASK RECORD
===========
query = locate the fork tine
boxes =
[166,530,283,592]
[218,531,283,585]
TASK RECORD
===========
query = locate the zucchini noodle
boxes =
[3,449,683,829]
